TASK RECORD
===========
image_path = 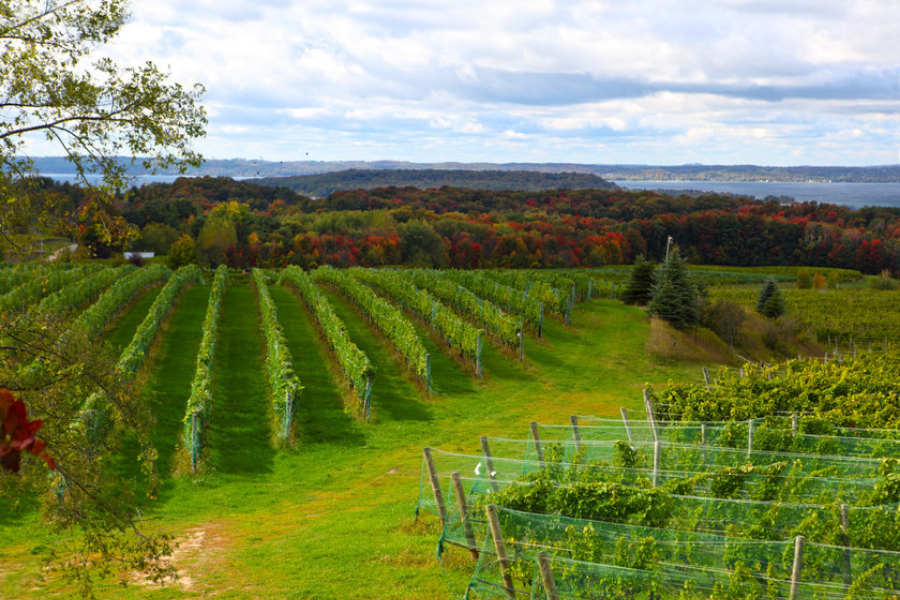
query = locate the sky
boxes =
[95,0,900,165]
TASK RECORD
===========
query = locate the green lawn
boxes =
[1,280,702,599]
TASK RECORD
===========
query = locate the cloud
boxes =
[88,0,900,166]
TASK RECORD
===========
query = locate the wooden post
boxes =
[190,412,198,474]
[701,423,707,464]
[485,504,516,599]
[530,421,545,467]
[518,327,524,360]
[481,436,499,493]
[747,418,754,457]
[620,407,634,446]
[840,503,851,587]
[475,333,483,378]
[570,415,582,453]
[739,366,745,379]
[423,448,447,522]
[652,440,661,487]
[791,413,798,436]
[702,366,711,387]
[537,552,560,600]
[451,472,479,560]
[643,389,658,442]
[789,535,805,600]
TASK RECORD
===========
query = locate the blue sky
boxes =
[99,0,900,165]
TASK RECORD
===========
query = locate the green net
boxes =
[455,506,900,599]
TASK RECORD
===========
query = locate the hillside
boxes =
[27,156,900,183]
[251,168,618,196]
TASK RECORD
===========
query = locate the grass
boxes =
[0,280,704,599]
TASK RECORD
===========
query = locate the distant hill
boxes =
[27,157,900,183]
[252,169,618,196]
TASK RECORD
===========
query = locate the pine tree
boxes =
[622,255,656,305]
[757,277,786,318]
[648,248,699,330]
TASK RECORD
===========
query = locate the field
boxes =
[1,264,899,599]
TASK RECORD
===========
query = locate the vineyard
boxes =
[0,262,898,599]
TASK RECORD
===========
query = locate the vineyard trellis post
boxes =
[423,448,447,522]
[747,418,754,457]
[620,407,634,447]
[476,333,483,378]
[485,504,516,600]
[643,389,658,442]
[701,423,707,463]
[451,471,479,560]
[702,366,711,388]
[652,440,661,487]
[481,436,499,493]
[570,415,582,453]
[789,535,805,600]
[537,552,560,600]
[530,421,545,467]
[840,503,851,587]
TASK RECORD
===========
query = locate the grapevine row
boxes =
[183,265,227,472]
[438,269,544,333]
[73,264,172,340]
[253,268,301,441]
[118,265,205,374]
[279,266,374,417]
[36,264,135,315]
[348,268,483,374]
[483,269,572,321]
[313,266,431,390]
[0,265,100,313]
[400,269,522,350]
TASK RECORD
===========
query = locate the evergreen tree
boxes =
[648,247,699,330]
[757,277,786,318]
[622,255,656,305]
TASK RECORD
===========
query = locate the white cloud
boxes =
[79,0,900,165]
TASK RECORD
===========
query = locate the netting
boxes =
[533,417,900,459]
[460,506,900,599]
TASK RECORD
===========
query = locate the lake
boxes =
[614,180,900,209]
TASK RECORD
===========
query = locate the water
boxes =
[614,180,900,209]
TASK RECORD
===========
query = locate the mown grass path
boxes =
[1,284,701,600]
[206,283,274,475]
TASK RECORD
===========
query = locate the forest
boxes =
[29,175,900,274]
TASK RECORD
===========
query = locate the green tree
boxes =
[0,0,204,593]
[796,268,812,289]
[621,255,656,305]
[757,277,786,318]
[197,215,238,266]
[0,0,206,256]
[167,233,198,269]
[139,222,180,255]
[648,247,699,330]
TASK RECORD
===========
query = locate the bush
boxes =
[704,299,747,347]
[796,268,812,289]
[869,270,898,290]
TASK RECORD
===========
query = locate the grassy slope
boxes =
[0,282,701,600]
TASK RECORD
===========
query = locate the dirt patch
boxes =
[130,523,227,591]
